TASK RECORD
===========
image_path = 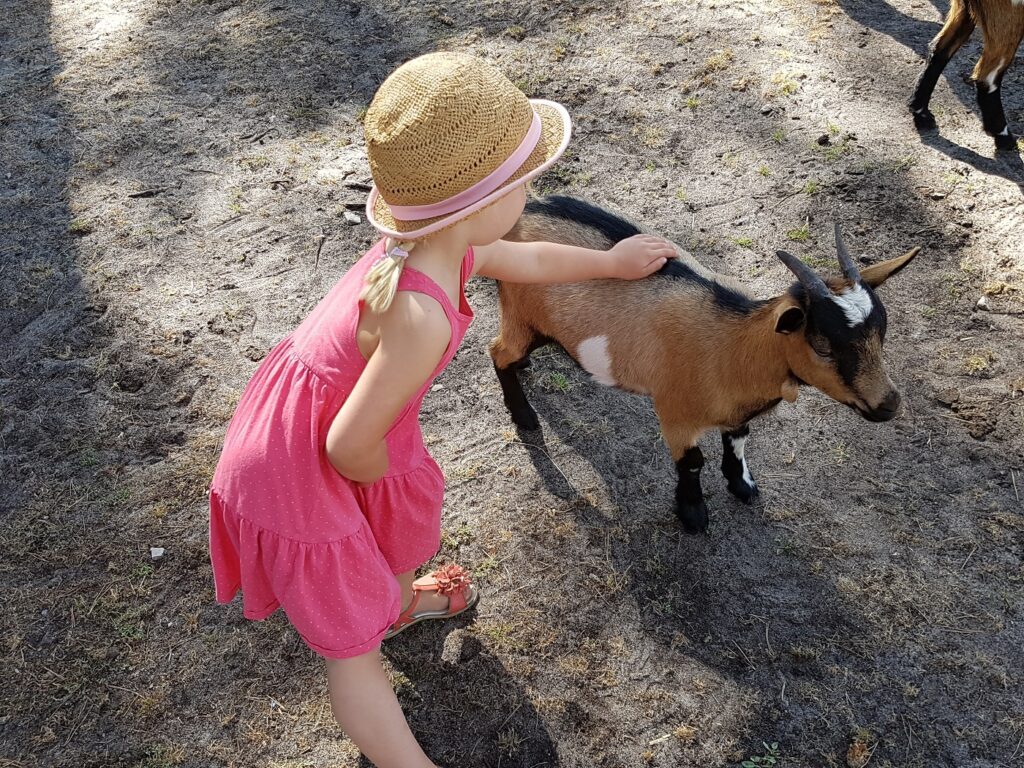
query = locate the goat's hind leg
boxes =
[490,322,541,431]
[721,423,759,503]
[910,0,975,129]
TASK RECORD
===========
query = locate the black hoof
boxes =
[726,477,760,504]
[912,109,937,131]
[511,407,541,431]
[676,501,709,534]
[994,132,1019,151]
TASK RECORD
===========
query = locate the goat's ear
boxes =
[774,303,806,334]
[861,246,921,288]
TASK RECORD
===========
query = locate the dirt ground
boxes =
[3,0,1023,766]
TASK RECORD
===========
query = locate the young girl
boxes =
[209,51,675,767]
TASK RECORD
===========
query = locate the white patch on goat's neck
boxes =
[832,283,873,327]
[731,434,754,487]
[577,336,617,387]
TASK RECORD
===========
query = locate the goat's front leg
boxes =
[659,418,708,534]
[674,446,708,534]
[721,423,759,503]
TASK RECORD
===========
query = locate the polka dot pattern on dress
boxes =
[208,241,474,659]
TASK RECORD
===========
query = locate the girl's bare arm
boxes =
[473,234,675,283]
[325,292,451,484]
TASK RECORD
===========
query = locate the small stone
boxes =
[976,295,990,311]
[960,219,973,228]
[816,134,831,146]
[343,211,361,225]
[431,384,443,391]
[315,168,351,184]
[930,191,947,200]
[934,388,960,407]
[441,629,467,664]
[150,547,165,560]
[760,104,773,115]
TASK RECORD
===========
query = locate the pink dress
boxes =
[209,241,475,658]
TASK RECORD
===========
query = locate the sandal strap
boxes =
[388,565,474,634]
[446,586,468,614]
[390,590,424,631]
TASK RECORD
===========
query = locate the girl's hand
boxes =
[605,235,676,279]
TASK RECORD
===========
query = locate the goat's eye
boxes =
[810,337,833,359]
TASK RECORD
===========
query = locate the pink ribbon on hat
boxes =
[386,110,542,220]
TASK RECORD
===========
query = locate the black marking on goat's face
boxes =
[788,282,901,421]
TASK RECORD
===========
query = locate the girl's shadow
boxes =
[364,626,560,768]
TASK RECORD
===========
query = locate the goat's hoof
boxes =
[727,477,759,504]
[511,409,541,431]
[676,501,709,534]
[911,109,936,130]
[994,132,1019,151]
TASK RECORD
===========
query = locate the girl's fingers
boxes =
[643,257,667,274]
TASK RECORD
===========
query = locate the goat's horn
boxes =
[776,250,831,299]
[834,223,861,283]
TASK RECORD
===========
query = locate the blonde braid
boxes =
[360,238,417,313]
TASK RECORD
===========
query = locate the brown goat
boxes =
[910,0,1024,149]
[491,197,920,533]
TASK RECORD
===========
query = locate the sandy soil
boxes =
[2,1,1023,767]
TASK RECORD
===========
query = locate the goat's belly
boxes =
[571,334,649,395]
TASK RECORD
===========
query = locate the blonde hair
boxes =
[360,239,417,313]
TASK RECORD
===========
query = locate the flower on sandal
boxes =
[432,564,472,596]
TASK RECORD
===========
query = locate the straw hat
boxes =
[364,51,572,240]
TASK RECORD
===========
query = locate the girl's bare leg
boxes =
[326,649,437,768]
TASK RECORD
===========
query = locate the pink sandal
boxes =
[384,564,479,640]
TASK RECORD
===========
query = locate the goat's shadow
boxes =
[833,0,944,55]
[919,128,1024,187]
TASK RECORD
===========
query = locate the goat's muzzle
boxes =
[853,390,901,422]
